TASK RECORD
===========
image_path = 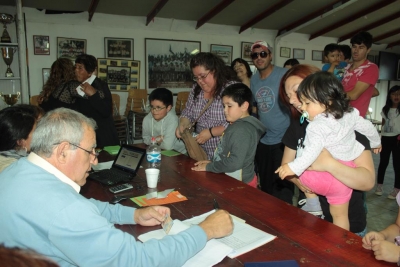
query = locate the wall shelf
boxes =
[0,77,21,80]
[0,42,18,47]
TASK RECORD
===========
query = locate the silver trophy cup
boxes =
[1,47,17,77]
[0,13,14,43]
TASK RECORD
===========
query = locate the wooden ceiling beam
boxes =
[309,0,396,41]
[88,0,100,21]
[239,0,294,34]
[338,11,400,43]
[277,0,351,37]
[146,0,169,26]
[196,0,235,29]
[374,28,400,43]
[386,39,400,49]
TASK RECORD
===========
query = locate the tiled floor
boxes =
[366,153,398,232]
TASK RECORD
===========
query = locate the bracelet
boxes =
[209,128,214,138]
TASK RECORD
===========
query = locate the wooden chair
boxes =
[30,95,40,106]
[124,88,147,116]
[111,93,120,116]
[175,91,190,115]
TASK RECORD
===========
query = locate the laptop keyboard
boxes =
[89,168,134,185]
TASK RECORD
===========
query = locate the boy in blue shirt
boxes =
[322,43,348,81]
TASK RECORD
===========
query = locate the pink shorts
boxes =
[299,160,356,205]
[247,174,258,188]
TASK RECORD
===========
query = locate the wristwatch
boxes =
[394,236,400,266]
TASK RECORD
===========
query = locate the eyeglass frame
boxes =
[250,51,270,60]
[53,142,99,160]
[193,71,210,82]
[150,106,167,112]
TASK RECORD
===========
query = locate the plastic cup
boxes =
[145,168,160,188]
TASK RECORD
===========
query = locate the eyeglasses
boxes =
[54,142,98,160]
[193,71,210,82]
[250,51,269,60]
[150,106,166,112]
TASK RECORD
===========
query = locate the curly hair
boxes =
[40,58,75,102]
[190,52,238,99]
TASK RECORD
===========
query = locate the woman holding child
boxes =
[279,64,375,236]
[176,52,238,159]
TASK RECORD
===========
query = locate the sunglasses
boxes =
[250,51,269,60]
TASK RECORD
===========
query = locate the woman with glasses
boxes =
[0,104,44,172]
[143,88,186,154]
[231,58,252,88]
[176,52,238,159]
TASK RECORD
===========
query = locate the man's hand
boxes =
[134,206,170,226]
[199,210,233,240]
[291,177,314,194]
[80,82,97,97]
[275,164,295,179]
[192,160,211,171]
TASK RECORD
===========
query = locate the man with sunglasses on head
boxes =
[250,41,292,204]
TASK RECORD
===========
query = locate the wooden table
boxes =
[81,147,391,266]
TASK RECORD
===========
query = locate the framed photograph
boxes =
[104,37,134,60]
[241,42,253,62]
[293,48,305,60]
[312,50,323,61]
[57,37,86,60]
[145,38,201,90]
[210,44,233,65]
[97,58,140,91]
[280,47,290,58]
[42,68,50,85]
[33,35,50,55]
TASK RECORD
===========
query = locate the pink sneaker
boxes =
[388,188,400,200]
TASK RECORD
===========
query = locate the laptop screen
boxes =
[113,146,145,174]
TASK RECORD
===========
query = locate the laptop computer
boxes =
[89,145,146,185]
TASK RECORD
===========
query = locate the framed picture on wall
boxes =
[241,42,253,62]
[97,58,140,91]
[104,37,134,60]
[33,35,50,55]
[57,37,86,60]
[312,50,323,61]
[293,48,305,60]
[280,47,290,58]
[210,44,233,65]
[145,38,201,90]
[42,68,50,85]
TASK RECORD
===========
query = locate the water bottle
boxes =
[146,137,161,169]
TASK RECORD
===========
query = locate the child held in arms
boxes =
[322,43,348,81]
[191,83,266,188]
[142,88,186,154]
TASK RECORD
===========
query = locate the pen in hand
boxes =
[213,198,219,210]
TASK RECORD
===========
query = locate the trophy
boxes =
[0,91,20,107]
[0,13,14,43]
[1,47,17,77]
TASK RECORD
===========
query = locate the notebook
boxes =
[89,145,146,185]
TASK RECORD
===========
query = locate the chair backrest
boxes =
[111,93,120,116]
[175,91,190,115]
[125,88,147,116]
[30,95,40,106]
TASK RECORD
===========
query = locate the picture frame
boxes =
[104,37,134,60]
[293,48,305,60]
[97,58,140,91]
[241,42,253,62]
[57,37,86,60]
[33,35,50,55]
[280,47,291,58]
[210,44,233,65]
[42,68,50,85]
[312,50,323,61]
[145,38,201,90]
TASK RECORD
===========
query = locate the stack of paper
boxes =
[138,210,276,266]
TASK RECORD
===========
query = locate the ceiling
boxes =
[2,0,400,49]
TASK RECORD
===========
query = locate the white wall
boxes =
[1,5,399,121]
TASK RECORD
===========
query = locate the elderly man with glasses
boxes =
[250,41,293,204]
[0,108,233,267]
